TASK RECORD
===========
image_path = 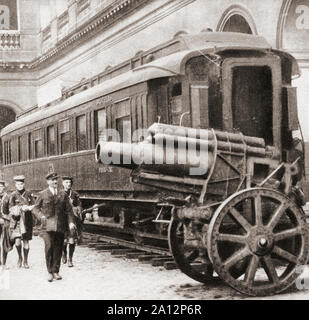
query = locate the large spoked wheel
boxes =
[207,187,309,296]
[168,217,214,283]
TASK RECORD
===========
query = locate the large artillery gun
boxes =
[96,123,309,296]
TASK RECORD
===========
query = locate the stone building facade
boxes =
[0,0,308,136]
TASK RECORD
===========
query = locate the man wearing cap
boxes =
[61,176,83,268]
[33,172,76,282]
[6,176,35,268]
[0,180,10,266]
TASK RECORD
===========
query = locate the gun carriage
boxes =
[96,33,309,296]
[1,31,308,296]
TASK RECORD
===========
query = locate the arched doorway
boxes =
[0,105,16,172]
[221,14,252,34]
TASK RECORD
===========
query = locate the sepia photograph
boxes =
[0,0,309,307]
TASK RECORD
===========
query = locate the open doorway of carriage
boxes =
[0,105,16,174]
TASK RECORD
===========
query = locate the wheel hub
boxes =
[248,227,274,256]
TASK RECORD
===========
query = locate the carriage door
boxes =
[222,57,282,149]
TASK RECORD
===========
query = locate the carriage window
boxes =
[190,84,209,129]
[116,115,131,142]
[47,125,56,156]
[18,137,22,162]
[28,133,32,160]
[2,142,4,165]
[76,115,87,151]
[170,82,183,126]
[33,129,43,159]
[4,140,11,165]
[172,83,182,97]
[8,141,11,164]
[115,99,131,142]
[59,119,70,154]
[95,109,107,143]
[18,136,27,162]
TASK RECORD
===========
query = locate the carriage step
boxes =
[138,254,162,262]
[164,261,177,270]
[126,252,144,259]
[151,257,174,266]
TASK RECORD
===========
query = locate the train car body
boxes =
[1,32,300,194]
[1,32,307,296]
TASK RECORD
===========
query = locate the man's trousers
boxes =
[41,231,64,274]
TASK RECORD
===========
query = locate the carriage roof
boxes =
[0,32,299,137]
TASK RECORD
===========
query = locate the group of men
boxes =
[0,172,83,282]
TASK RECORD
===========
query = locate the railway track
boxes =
[81,230,179,270]
[82,220,178,269]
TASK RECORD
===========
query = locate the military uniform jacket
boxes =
[0,192,9,219]
[66,189,83,220]
[9,190,34,208]
[7,190,35,232]
[33,188,74,233]
[67,190,80,208]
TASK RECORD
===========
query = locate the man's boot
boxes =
[62,244,67,264]
[23,248,29,269]
[68,243,75,267]
[16,245,22,268]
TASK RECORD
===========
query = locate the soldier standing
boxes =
[61,176,83,267]
[33,172,76,282]
[6,176,35,268]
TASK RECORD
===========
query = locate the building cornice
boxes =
[37,0,196,85]
[0,0,151,72]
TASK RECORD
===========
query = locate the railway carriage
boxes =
[96,32,309,296]
[1,31,308,296]
[0,54,177,240]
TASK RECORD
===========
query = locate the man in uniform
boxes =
[0,180,9,266]
[5,176,35,268]
[33,172,76,282]
[61,176,83,267]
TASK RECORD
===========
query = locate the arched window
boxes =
[0,105,16,129]
[0,105,16,166]
[217,5,257,35]
[222,14,252,34]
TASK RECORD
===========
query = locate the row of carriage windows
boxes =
[3,94,156,165]
[4,111,104,165]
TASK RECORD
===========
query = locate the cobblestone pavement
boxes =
[1,235,309,300]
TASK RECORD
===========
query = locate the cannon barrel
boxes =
[96,140,213,177]
[96,123,269,179]
[150,133,267,157]
[148,123,265,148]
